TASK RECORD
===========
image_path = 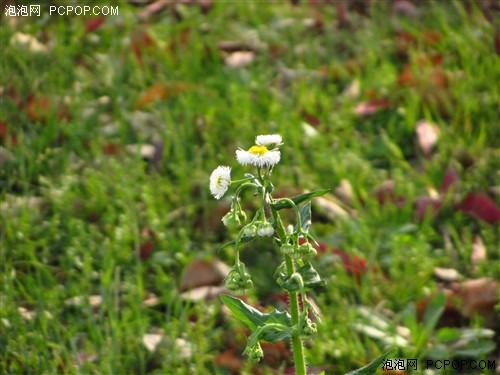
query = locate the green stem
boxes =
[270,207,307,375]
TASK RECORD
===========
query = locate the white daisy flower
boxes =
[255,134,283,148]
[210,166,231,199]
[236,145,281,168]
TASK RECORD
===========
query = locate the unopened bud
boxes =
[257,222,274,237]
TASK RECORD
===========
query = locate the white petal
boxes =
[255,134,283,147]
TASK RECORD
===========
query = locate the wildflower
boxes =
[236,145,280,168]
[210,166,231,199]
[255,134,283,148]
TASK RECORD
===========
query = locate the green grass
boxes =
[1,1,499,374]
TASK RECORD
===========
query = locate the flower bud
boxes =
[222,210,241,228]
[257,222,274,237]
[245,343,263,363]
[298,243,317,258]
[225,267,253,295]
[301,317,317,338]
[280,244,295,256]
[243,224,257,237]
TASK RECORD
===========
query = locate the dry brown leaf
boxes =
[342,79,361,99]
[312,195,349,220]
[18,307,36,321]
[134,83,190,109]
[11,32,48,53]
[180,285,227,302]
[126,144,156,161]
[471,236,487,265]
[354,99,391,116]
[180,259,231,291]
[416,120,440,156]
[0,120,17,146]
[335,179,353,206]
[433,267,462,282]
[452,278,498,326]
[224,51,255,68]
[65,295,103,308]
[143,334,163,352]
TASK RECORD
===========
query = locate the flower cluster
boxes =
[208,134,326,371]
[209,134,283,200]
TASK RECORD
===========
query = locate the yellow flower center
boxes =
[248,145,268,155]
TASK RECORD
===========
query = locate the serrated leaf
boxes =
[271,189,331,210]
[345,348,397,375]
[220,294,292,343]
[298,262,326,289]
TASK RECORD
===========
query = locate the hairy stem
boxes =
[271,207,307,375]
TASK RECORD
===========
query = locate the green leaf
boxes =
[298,201,312,233]
[275,262,326,292]
[270,189,331,210]
[345,348,397,375]
[297,262,326,289]
[422,293,446,334]
[220,294,292,343]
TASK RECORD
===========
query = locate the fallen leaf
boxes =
[0,121,17,146]
[180,285,227,302]
[134,83,189,109]
[440,166,459,194]
[335,179,354,206]
[301,110,321,127]
[354,99,391,116]
[471,236,487,265]
[138,0,170,21]
[393,0,420,18]
[452,278,498,325]
[143,334,163,352]
[126,144,156,161]
[26,95,51,122]
[312,195,349,220]
[415,196,442,220]
[180,259,231,291]
[433,267,462,282]
[375,180,406,206]
[342,79,361,99]
[10,32,48,53]
[131,31,155,65]
[416,120,440,156]
[65,295,103,309]
[84,17,105,34]
[224,51,255,68]
[101,142,124,155]
[459,193,500,223]
[18,307,36,321]
[217,41,255,53]
[139,228,156,260]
